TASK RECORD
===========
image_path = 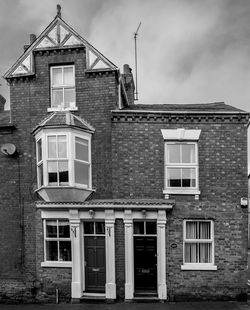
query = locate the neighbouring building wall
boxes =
[111,113,248,300]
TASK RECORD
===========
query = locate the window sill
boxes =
[163,189,200,195]
[41,261,72,268]
[181,264,217,271]
[47,107,78,112]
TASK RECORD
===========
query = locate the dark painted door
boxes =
[85,236,106,292]
[134,236,157,292]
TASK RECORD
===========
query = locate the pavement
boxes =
[0,302,249,310]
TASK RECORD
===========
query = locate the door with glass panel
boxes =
[133,221,157,293]
[84,222,106,292]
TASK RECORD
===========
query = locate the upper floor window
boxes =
[165,142,198,188]
[182,220,217,270]
[50,65,76,110]
[36,130,91,189]
[161,128,201,196]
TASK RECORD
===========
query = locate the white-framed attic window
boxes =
[49,65,77,111]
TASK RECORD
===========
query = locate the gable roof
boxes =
[4,13,117,79]
[32,111,95,134]
[119,102,247,114]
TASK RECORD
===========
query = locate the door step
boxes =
[80,293,106,303]
[134,291,158,297]
[133,296,160,303]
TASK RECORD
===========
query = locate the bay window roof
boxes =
[32,111,95,135]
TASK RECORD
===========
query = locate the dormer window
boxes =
[50,65,76,110]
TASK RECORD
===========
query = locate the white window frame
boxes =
[48,65,77,112]
[163,141,200,195]
[181,220,217,270]
[47,134,69,186]
[36,129,92,190]
[36,138,44,187]
[42,219,72,268]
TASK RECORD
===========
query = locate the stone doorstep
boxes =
[80,292,110,303]
[132,296,161,303]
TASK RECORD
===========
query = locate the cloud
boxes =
[1,0,250,111]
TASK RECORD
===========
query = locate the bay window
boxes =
[36,130,92,189]
[182,220,217,270]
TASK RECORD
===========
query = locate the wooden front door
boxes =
[134,236,157,292]
[84,222,106,293]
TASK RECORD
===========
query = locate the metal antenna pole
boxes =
[134,22,141,101]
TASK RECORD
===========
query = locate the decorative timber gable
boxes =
[4,7,117,79]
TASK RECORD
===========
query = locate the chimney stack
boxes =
[30,34,36,44]
[0,94,6,111]
[122,64,135,105]
[23,34,36,51]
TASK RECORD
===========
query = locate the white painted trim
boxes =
[161,128,201,141]
[157,210,167,300]
[105,210,116,299]
[70,210,82,298]
[124,210,134,300]
[47,107,78,112]
[41,261,72,268]
[181,264,217,271]
[163,189,200,195]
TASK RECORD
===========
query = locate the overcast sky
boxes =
[1,0,250,111]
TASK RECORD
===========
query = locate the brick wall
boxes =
[0,47,119,302]
[115,219,125,300]
[111,115,248,300]
[111,118,248,201]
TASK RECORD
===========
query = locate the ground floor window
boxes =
[44,219,71,262]
[183,220,214,264]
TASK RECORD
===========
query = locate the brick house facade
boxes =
[0,9,249,303]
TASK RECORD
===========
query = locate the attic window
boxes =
[50,65,76,111]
